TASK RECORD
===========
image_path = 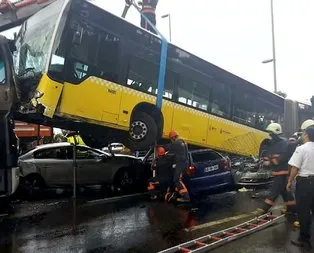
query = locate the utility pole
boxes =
[161,14,172,42]
[270,0,277,93]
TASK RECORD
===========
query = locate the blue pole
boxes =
[129,1,168,110]
[156,40,168,109]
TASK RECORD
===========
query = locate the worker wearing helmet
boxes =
[258,123,296,214]
[165,130,190,203]
[139,0,158,34]
[287,119,314,228]
[300,119,314,132]
[290,120,314,147]
[287,126,314,249]
[147,146,174,200]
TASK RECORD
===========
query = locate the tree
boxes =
[275,90,287,98]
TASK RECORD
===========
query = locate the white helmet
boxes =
[300,119,314,131]
[266,123,282,135]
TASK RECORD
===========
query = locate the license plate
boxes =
[204,164,219,173]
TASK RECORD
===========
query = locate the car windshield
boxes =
[13,0,65,76]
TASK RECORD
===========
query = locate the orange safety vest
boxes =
[141,0,158,14]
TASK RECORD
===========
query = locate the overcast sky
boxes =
[94,0,314,103]
[2,0,314,103]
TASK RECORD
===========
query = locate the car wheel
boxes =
[24,175,45,198]
[126,112,157,151]
[113,168,137,194]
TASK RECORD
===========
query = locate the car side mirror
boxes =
[107,144,115,157]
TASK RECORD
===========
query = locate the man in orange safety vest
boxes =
[139,0,158,34]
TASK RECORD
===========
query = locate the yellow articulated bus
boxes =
[11,0,286,156]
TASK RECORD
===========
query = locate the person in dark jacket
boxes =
[165,130,190,203]
[139,0,158,34]
[147,146,174,200]
[258,123,296,214]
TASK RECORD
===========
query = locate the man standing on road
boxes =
[257,123,296,214]
[166,131,190,203]
[147,146,174,200]
[287,127,314,250]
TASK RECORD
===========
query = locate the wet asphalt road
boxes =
[0,189,311,253]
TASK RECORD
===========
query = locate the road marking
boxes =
[185,205,285,232]
[185,213,252,232]
[82,192,150,207]
[0,213,8,218]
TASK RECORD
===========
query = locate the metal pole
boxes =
[37,124,40,145]
[72,134,77,233]
[72,136,77,200]
[130,0,168,109]
[168,14,172,42]
[270,0,277,93]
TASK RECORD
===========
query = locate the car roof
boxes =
[31,142,102,153]
[33,142,71,150]
[189,149,219,154]
[28,142,139,159]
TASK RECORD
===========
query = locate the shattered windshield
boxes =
[13,0,65,76]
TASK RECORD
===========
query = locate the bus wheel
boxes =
[80,133,103,149]
[127,112,157,150]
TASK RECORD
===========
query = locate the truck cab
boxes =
[0,35,19,202]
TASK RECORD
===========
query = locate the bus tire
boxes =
[80,133,102,149]
[127,112,157,150]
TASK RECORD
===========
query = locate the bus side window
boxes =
[232,91,256,127]
[127,56,158,94]
[97,31,120,83]
[70,31,97,65]
[177,78,209,111]
[163,70,176,100]
[66,19,98,83]
[210,81,231,118]
[256,99,283,130]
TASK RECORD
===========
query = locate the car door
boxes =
[76,146,105,185]
[34,147,73,186]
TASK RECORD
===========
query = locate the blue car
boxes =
[144,149,235,197]
[184,149,235,196]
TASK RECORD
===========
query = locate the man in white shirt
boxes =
[287,126,314,250]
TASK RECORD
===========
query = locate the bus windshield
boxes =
[13,0,65,77]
